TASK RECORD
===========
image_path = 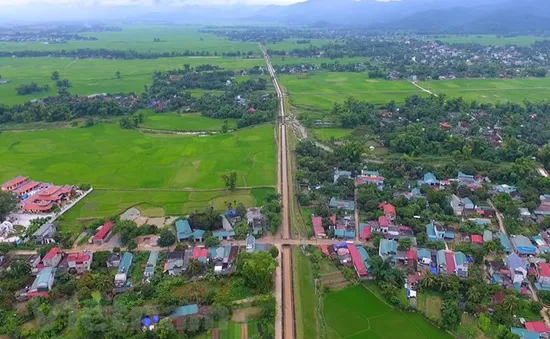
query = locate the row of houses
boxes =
[1,176,74,214]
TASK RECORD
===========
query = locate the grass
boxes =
[312,128,352,141]
[0,123,276,189]
[280,72,425,110]
[430,34,550,46]
[265,39,335,51]
[293,248,319,339]
[417,292,443,320]
[0,25,259,54]
[270,56,368,66]
[419,77,550,103]
[0,56,264,105]
[324,285,452,339]
[58,188,274,237]
[139,109,238,131]
[219,322,242,339]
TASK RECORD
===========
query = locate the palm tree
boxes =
[466,285,483,304]
[187,259,201,277]
[367,256,393,282]
[94,274,111,295]
[421,272,438,290]
[500,294,520,315]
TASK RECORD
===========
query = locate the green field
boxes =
[312,128,352,141]
[265,39,335,51]
[0,56,264,105]
[324,286,452,339]
[293,248,319,339]
[420,77,550,103]
[140,110,238,131]
[431,34,550,46]
[0,25,259,54]
[0,123,276,189]
[270,56,368,66]
[280,72,425,110]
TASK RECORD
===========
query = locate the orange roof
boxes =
[1,176,27,190]
[379,202,396,215]
[43,247,61,261]
[13,181,40,194]
[67,252,91,262]
[93,221,114,240]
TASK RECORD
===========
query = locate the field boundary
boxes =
[93,186,275,192]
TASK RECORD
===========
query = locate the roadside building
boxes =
[114,252,133,288]
[106,252,122,268]
[164,250,190,276]
[30,267,56,292]
[379,239,397,260]
[537,262,550,285]
[93,221,114,245]
[32,223,56,244]
[42,247,62,267]
[66,251,92,274]
[175,219,205,242]
[512,235,537,256]
[507,253,527,284]
[328,197,355,211]
[312,216,326,238]
[143,251,159,281]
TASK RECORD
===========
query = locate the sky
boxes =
[0,0,307,6]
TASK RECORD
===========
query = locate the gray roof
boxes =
[166,251,186,271]
[33,223,55,238]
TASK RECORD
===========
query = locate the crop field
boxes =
[324,286,452,339]
[293,248,319,339]
[312,128,352,141]
[0,57,264,105]
[431,34,549,46]
[0,25,259,54]
[139,110,238,131]
[419,77,550,103]
[0,123,276,189]
[265,38,335,51]
[58,187,273,236]
[270,56,368,66]
[280,72,425,110]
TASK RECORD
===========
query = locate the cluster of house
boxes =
[511,321,550,339]
[1,176,74,214]
[311,214,356,239]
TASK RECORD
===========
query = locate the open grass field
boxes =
[324,285,452,339]
[417,292,443,320]
[0,56,264,105]
[0,123,276,189]
[265,38,335,51]
[312,128,352,141]
[270,56,368,66]
[419,77,550,103]
[0,25,259,54]
[280,72,425,110]
[139,110,238,131]
[431,34,550,46]
[293,248,319,339]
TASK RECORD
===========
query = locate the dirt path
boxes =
[65,58,78,68]
[408,80,438,97]
[241,323,248,339]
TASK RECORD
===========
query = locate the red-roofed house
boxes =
[439,122,451,129]
[329,214,337,226]
[192,247,208,262]
[378,202,396,221]
[1,176,28,191]
[525,321,550,334]
[378,215,390,228]
[43,247,62,267]
[67,251,93,274]
[312,216,326,239]
[247,108,257,114]
[360,224,372,240]
[445,251,456,275]
[405,250,417,261]
[13,181,41,196]
[23,185,73,213]
[320,245,330,256]
[492,290,506,305]
[93,221,114,245]
[471,234,483,245]
[537,262,550,284]
[347,243,367,277]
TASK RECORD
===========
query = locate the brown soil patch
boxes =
[231,307,262,323]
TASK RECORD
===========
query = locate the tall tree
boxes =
[222,171,238,191]
[0,191,17,222]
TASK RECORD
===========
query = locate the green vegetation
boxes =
[432,34,549,46]
[312,128,352,141]
[420,77,550,103]
[280,72,425,110]
[324,286,452,339]
[139,110,238,131]
[0,56,264,105]
[270,56,367,66]
[0,25,260,54]
[0,123,276,189]
[265,38,335,51]
[293,248,319,339]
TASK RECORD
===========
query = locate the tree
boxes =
[205,236,220,247]
[51,71,60,80]
[397,238,412,251]
[366,256,392,282]
[269,246,279,258]
[221,120,229,133]
[174,243,188,251]
[187,259,201,277]
[158,229,176,247]
[421,272,438,290]
[94,274,111,295]
[237,251,277,293]
[500,294,520,315]
[127,239,137,251]
[0,191,17,221]
[115,71,121,79]
[155,318,178,339]
[236,203,247,218]
[10,260,30,278]
[222,171,238,191]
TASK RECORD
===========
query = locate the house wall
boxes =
[538,275,550,285]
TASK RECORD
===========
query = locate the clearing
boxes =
[312,128,352,141]
[324,285,452,339]
[0,123,276,189]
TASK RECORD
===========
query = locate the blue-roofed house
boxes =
[491,184,517,195]
[246,235,255,253]
[470,218,492,226]
[115,252,133,288]
[418,172,440,187]
[483,230,493,243]
[328,197,355,211]
[436,250,446,273]
[417,249,432,266]
[497,233,513,254]
[507,253,527,284]
[379,239,397,260]
[457,172,482,189]
[357,245,370,271]
[426,221,445,240]
[212,230,235,241]
[175,220,205,242]
[512,235,537,255]
[462,197,475,211]
[511,327,540,339]
[335,228,355,239]
[143,251,159,281]
[454,252,468,277]
[30,267,56,292]
[444,230,455,241]
[405,187,425,200]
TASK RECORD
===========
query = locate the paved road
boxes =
[260,44,294,339]
[489,199,550,327]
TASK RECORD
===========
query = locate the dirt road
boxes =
[282,246,295,339]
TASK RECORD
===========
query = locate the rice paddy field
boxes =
[0,56,265,105]
[293,248,319,339]
[270,56,368,66]
[430,34,550,46]
[265,38,335,51]
[0,123,276,189]
[419,77,550,103]
[0,25,260,54]
[139,110,238,131]
[280,72,426,110]
[312,128,352,141]
[324,285,452,339]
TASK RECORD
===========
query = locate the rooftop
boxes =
[93,221,114,240]
[169,304,199,318]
